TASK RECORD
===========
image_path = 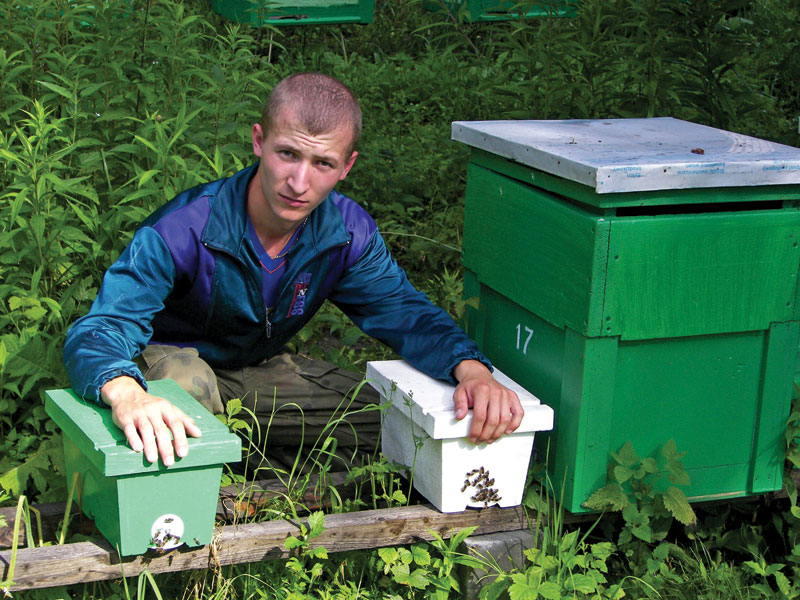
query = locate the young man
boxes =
[63,73,523,466]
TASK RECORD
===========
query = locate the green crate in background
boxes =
[211,0,374,25]
[453,118,800,514]
[423,0,577,22]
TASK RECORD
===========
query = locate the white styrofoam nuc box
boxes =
[367,360,554,513]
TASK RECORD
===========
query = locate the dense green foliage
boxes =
[2,0,800,597]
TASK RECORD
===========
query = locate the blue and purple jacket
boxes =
[63,164,491,402]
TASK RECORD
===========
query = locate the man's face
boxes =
[250,110,357,236]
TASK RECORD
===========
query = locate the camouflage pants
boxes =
[136,345,382,469]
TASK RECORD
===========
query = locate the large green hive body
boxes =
[453,118,800,513]
[45,379,242,555]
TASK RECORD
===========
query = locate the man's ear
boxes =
[252,123,264,158]
[338,151,358,181]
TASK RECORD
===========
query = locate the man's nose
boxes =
[287,162,310,196]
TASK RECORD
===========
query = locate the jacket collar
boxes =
[201,163,351,260]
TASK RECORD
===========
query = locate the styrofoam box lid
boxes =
[366,360,554,440]
[45,379,242,477]
[451,118,800,194]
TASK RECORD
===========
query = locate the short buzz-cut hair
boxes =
[261,73,362,154]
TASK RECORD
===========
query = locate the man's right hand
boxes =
[100,376,202,466]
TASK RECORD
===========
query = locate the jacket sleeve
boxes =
[328,230,491,384]
[62,227,176,402]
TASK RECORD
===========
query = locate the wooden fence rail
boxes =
[1,472,551,591]
[2,503,529,591]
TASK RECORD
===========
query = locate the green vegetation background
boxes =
[2,0,800,597]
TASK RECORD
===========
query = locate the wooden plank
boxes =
[0,472,355,549]
[1,503,529,591]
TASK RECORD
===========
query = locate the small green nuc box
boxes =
[211,0,374,26]
[453,118,800,514]
[45,379,242,555]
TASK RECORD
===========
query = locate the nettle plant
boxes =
[584,439,698,550]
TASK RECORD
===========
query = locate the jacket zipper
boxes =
[204,239,350,342]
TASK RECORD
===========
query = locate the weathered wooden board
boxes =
[0,472,354,550]
[1,503,528,591]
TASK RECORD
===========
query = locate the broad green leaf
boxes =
[0,440,61,495]
[662,486,697,526]
[411,545,431,566]
[653,543,670,560]
[774,571,795,597]
[23,305,47,322]
[613,465,633,484]
[666,465,691,486]
[565,573,599,593]
[403,568,431,590]
[283,536,303,549]
[622,504,648,528]
[391,489,407,504]
[378,547,399,565]
[661,439,686,462]
[479,578,509,600]
[641,457,659,474]
[225,398,242,418]
[307,510,325,538]
[537,581,562,600]
[590,542,616,561]
[391,562,410,579]
[583,483,628,511]
[306,546,327,560]
[743,560,766,575]
[611,441,638,468]
[631,523,653,543]
[559,529,578,552]
[508,581,539,600]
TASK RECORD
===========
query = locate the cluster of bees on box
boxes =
[462,466,501,508]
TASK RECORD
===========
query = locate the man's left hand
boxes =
[452,360,524,444]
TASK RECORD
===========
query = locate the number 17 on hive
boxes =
[515,323,534,355]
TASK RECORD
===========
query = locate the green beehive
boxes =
[211,0,374,26]
[453,118,800,513]
[423,0,577,22]
[45,379,241,555]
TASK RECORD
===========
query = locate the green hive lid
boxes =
[452,118,800,194]
[45,379,241,477]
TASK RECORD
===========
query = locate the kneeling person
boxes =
[63,73,524,467]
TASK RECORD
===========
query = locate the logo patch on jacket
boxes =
[288,272,312,317]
